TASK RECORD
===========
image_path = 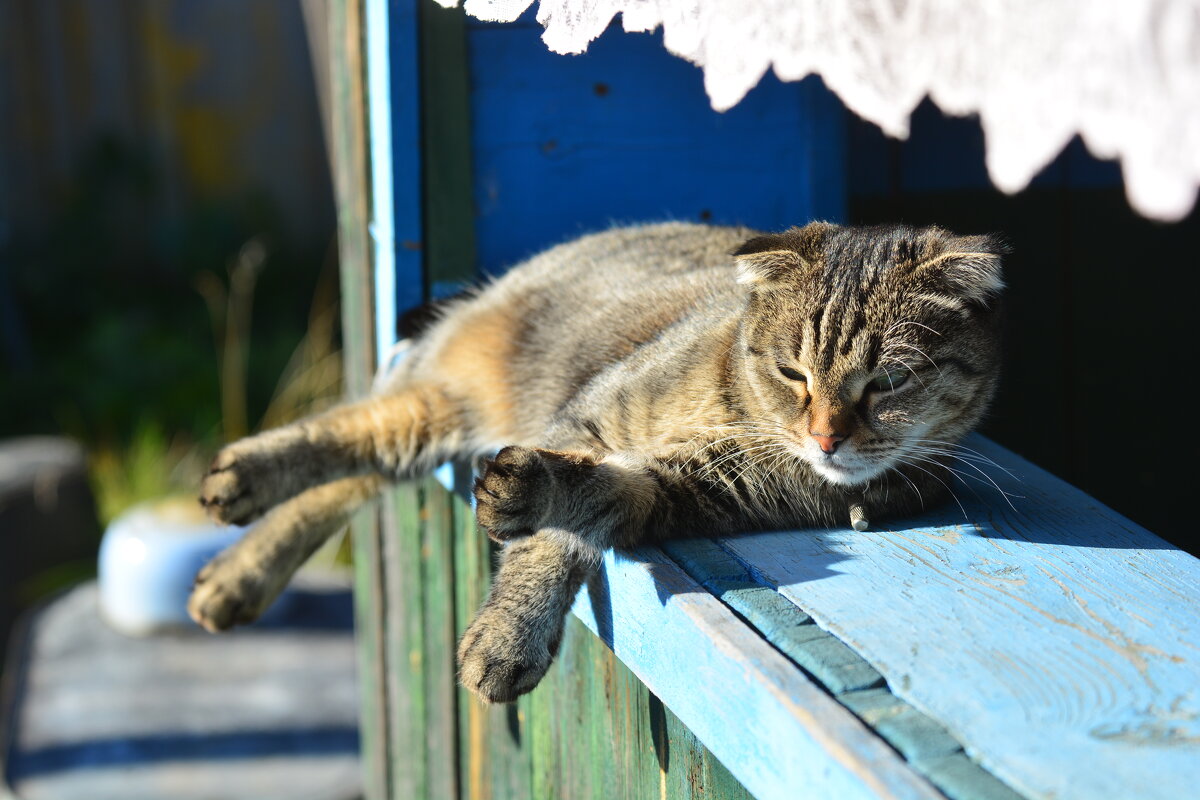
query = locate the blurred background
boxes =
[0,0,342,658]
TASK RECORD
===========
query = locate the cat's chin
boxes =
[807,457,881,487]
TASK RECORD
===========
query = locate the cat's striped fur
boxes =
[192,221,1005,702]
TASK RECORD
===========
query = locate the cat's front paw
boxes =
[188,549,280,632]
[457,602,559,703]
[200,441,282,525]
[473,446,553,542]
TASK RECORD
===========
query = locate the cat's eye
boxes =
[778,365,807,382]
[868,370,910,392]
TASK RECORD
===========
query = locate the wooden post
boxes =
[327,2,388,798]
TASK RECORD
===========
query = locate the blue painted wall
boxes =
[463,17,846,276]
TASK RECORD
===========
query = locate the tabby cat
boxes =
[192,221,1004,703]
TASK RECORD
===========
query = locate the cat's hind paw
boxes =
[472,446,552,542]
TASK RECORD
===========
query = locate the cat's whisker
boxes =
[883,319,942,338]
[886,462,926,510]
[705,439,794,498]
[903,445,1025,504]
[891,342,943,377]
[901,447,1023,513]
[697,440,789,484]
[902,453,988,505]
[908,438,1022,481]
[892,457,968,520]
[881,356,928,390]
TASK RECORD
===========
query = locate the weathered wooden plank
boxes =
[329,0,375,398]
[382,483,427,798]
[718,434,1200,800]
[664,539,1022,800]
[570,547,944,800]
[420,480,461,800]
[526,616,757,800]
[327,1,386,797]
[452,487,535,800]
[349,509,388,800]
[664,538,886,695]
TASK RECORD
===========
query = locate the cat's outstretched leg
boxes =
[200,384,462,526]
[457,534,591,703]
[190,474,383,631]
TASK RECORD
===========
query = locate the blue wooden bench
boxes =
[326,2,1200,797]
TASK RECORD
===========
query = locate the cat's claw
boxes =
[473,446,551,542]
[457,602,558,703]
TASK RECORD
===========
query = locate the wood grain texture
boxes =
[570,547,944,800]
[328,1,387,797]
[524,616,757,800]
[663,539,1022,800]
[382,483,426,798]
[329,0,375,399]
[716,434,1200,800]
[422,484,461,800]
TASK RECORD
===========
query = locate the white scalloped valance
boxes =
[438,0,1200,222]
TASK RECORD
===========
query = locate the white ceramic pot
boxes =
[98,498,261,635]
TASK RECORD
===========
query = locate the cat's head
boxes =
[734,222,1005,487]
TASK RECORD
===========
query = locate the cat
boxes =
[191,220,1005,703]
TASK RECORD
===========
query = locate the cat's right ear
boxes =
[732,236,802,285]
[732,222,835,286]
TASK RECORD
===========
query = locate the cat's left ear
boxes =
[921,235,1008,306]
[732,222,836,286]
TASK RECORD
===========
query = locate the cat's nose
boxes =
[811,433,845,454]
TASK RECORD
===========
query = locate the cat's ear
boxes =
[920,235,1008,306]
[732,237,802,285]
[732,222,837,286]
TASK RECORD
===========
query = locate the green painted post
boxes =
[421,480,461,799]
[327,1,389,798]
[384,485,428,797]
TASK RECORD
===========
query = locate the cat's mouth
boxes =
[809,455,880,487]
[781,433,884,487]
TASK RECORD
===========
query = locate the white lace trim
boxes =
[437,0,1200,222]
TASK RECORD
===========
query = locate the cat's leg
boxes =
[189,474,384,631]
[472,444,766,558]
[200,384,463,525]
[457,534,591,703]
[459,444,770,703]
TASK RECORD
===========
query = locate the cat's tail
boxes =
[188,473,386,632]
